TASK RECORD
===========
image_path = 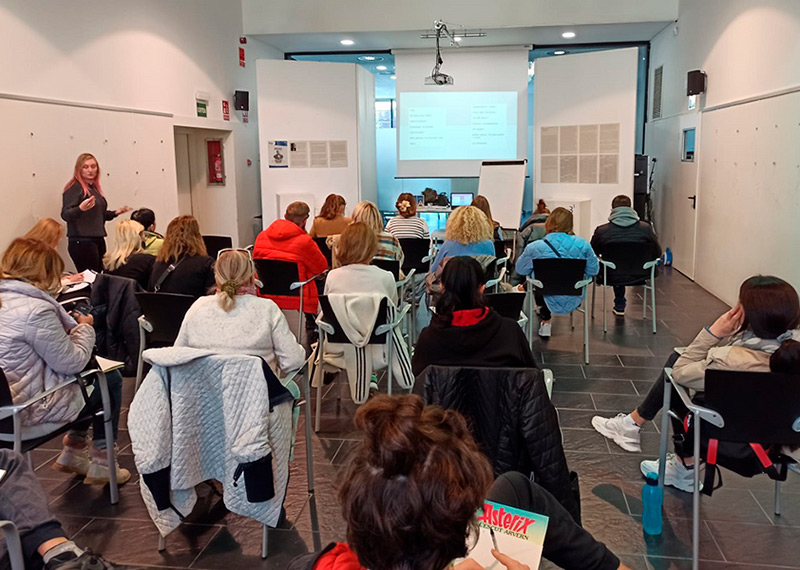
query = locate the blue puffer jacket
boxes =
[515,232,599,314]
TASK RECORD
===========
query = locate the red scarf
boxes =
[451,307,489,327]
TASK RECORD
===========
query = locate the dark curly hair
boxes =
[338,394,493,570]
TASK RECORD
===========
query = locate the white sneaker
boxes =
[538,322,552,337]
[640,453,698,493]
[591,413,642,452]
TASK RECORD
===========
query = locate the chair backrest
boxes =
[253,258,301,297]
[0,369,13,434]
[398,238,431,274]
[312,237,333,268]
[494,240,506,259]
[599,242,658,281]
[371,258,400,281]
[703,370,800,444]
[531,258,587,296]
[485,292,526,320]
[202,235,233,259]
[135,292,196,345]
[318,295,389,345]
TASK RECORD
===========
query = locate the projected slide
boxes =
[398,92,518,161]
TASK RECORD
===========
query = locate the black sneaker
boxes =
[46,550,122,570]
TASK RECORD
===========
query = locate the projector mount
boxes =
[426,19,458,85]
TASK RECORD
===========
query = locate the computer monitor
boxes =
[450,192,474,207]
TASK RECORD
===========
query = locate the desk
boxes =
[417,206,451,234]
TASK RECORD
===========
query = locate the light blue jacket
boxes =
[431,239,495,272]
[515,232,599,314]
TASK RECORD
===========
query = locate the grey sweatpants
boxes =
[0,450,66,570]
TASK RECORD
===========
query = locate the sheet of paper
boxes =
[579,155,599,184]
[309,141,329,168]
[95,356,125,373]
[579,124,599,154]
[540,127,559,155]
[559,155,578,183]
[599,154,619,184]
[541,155,559,183]
[599,123,620,154]
[328,140,348,168]
[559,125,578,154]
[289,141,309,168]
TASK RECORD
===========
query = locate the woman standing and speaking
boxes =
[61,153,130,272]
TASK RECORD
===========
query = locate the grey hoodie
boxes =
[608,206,640,228]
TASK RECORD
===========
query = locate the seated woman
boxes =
[592,275,800,491]
[309,193,350,238]
[513,199,550,283]
[515,207,599,338]
[175,249,305,377]
[430,205,495,273]
[325,222,397,303]
[148,215,214,297]
[0,238,129,485]
[102,219,154,289]
[24,218,64,250]
[471,195,504,241]
[413,256,537,376]
[288,394,629,570]
[384,192,430,239]
[328,201,404,268]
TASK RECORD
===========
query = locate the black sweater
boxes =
[61,181,117,238]
[107,253,155,290]
[148,255,215,297]
[412,308,537,377]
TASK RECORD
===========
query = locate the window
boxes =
[375,99,395,128]
[682,128,696,162]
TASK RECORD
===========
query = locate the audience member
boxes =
[0,449,119,569]
[592,275,800,491]
[471,195,503,240]
[413,257,537,376]
[325,222,397,303]
[384,192,430,239]
[590,195,661,316]
[430,206,495,273]
[131,207,164,256]
[515,199,549,260]
[102,219,154,289]
[328,201,404,267]
[771,339,800,462]
[148,215,214,297]
[253,201,328,344]
[287,394,628,570]
[60,153,131,272]
[23,218,64,250]
[309,193,350,238]
[515,207,599,338]
[175,249,305,377]
[0,238,129,485]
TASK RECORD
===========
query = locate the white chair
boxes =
[0,520,24,570]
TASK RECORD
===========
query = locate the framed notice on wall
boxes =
[206,139,225,185]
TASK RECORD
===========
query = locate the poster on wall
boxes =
[268,141,289,168]
[206,139,225,185]
[539,123,619,184]
[289,141,309,168]
[309,141,329,168]
[329,141,348,168]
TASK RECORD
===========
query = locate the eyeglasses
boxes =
[216,247,262,288]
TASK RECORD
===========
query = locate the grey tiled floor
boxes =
[28,268,800,569]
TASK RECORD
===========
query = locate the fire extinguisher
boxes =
[214,154,223,182]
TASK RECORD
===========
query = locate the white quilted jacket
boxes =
[0,280,95,426]
[129,347,292,536]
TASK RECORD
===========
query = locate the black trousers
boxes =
[534,292,552,320]
[67,237,106,273]
[488,472,620,570]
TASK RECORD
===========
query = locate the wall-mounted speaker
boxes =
[687,70,706,96]
[233,90,249,111]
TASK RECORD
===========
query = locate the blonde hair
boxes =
[157,216,208,263]
[103,220,144,271]
[24,218,64,249]
[0,238,65,304]
[336,222,378,266]
[444,206,493,245]
[214,250,254,312]
[351,201,383,234]
[545,207,573,234]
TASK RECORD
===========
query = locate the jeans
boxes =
[613,285,626,311]
[69,369,123,449]
[0,450,66,570]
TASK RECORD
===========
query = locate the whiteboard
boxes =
[477,160,527,229]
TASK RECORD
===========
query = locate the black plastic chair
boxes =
[398,238,433,276]
[658,369,800,570]
[202,235,233,259]
[485,292,527,325]
[312,237,333,268]
[526,258,591,363]
[591,241,661,334]
[134,292,196,391]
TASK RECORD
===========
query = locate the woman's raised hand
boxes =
[115,205,132,216]
[709,303,745,338]
[79,196,96,211]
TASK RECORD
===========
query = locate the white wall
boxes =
[534,48,639,232]
[646,0,800,303]
[0,0,282,254]
[257,60,375,225]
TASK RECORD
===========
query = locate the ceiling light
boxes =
[454,36,462,42]
[390,75,396,80]
[359,56,376,61]
[553,50,566,55]
[561,31,576,39]
[340,39,355,46]
[376,65,387,70]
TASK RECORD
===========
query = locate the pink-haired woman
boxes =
[60,153,131,272]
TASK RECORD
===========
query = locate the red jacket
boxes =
[287,542,365,570]
[253,219,328,313]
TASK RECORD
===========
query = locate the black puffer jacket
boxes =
[420,365,579,522]
[90,274,142,375]
[590,208,661,285]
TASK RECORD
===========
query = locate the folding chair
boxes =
[371,259,416,346]
[591,242,660,334]
[657,369,800,570]
[312,237,333,268]
[526,258,592,364]
[134,292,196,391]
[485,291,528,332]
[398,238,434,340]
[0,367,120,504]
[313,295,410,432]
[0,520,24,570]
[201,235,233,259]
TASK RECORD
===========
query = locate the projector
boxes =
[425,73,453,86]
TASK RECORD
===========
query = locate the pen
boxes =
[489,527,499,552]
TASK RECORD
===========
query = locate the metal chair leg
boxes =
[643,282,648,320]
[314,335,324,433]
[591,281,596,318]
[775,479,782,516]
[658,377,672,494]
[97,371,119,505]
[651,283,657,334]
[261,524,268,559]
[603,283,608,333]
[0,520,25,570]
[135,321,146,392]
[303,364,315,493]
[387,334,393,396]
[583,306,589,364]
[692,414,702,570]
[158,535,166,551]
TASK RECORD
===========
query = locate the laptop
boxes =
[450,192,474,207]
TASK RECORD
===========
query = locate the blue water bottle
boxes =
[665,247,673,266]
[642,472,663,535]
